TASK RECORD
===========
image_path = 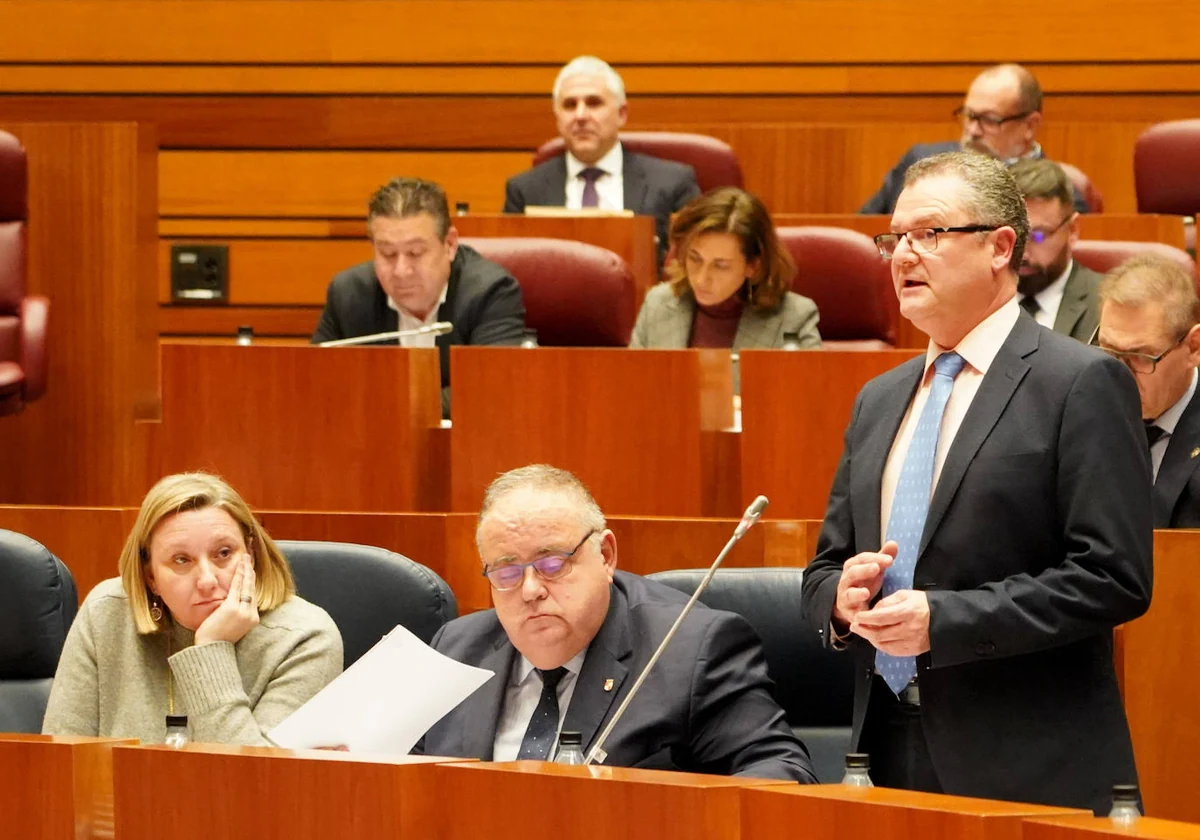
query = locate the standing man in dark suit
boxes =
[419,464,816,783]
[503,56,700,261]
[1095,254,1200,527]
[860,64,1089,215]
[801,151,1152,813]
[312,177,526,415]
[1009,158,1102,341]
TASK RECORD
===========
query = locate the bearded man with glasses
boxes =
[1096,254,1200,527]
[805,151,1151,813]
[860,64,1090,215]
[417,464,816,782]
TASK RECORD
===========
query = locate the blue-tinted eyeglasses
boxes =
[1028,213,1074,245]
[482,529,596,591]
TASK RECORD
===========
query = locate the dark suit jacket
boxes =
[420,571,817,782]
[1052,261,1104,342]
[1155,382,1200,527]
[860,141,1091,215]
[311,244,526,411]
[503,149,701,262]
[800,315,1153,813]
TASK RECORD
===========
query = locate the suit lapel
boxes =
[370,277,400,335]
[919,317,1036,556]
[622,150,649,214]
[657,292,695,348]
[1052,262,1090,338]
[856,360,925,548]
[562,582,631,754]
[1153,384,1200,527]
[457,636,517,761]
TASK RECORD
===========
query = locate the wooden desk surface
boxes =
[1023,814,1200,839]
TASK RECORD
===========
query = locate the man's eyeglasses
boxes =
[481,529,596,591]
[1088,327,1188,375]
[1028,214,1074,245]
[874,226,999,260]
[953,106,1033,132]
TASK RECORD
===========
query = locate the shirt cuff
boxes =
[829,621,852,651]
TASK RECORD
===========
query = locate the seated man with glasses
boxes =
[1095,254,1200,527]
[417,464,816,782]
[1007,158,1102,341]
[860,64,1090,215]
[813,151,1150,813]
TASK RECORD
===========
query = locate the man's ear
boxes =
[599,530,618,581]
[992,226,1017,273]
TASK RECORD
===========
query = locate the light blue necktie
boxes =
[876,351,967,695]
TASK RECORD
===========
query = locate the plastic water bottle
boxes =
[1108,784,1141,827]
[781,331,802,350]
[236,325,254,346]
[554,731,586,765]
[520,328,539,349]
[164,715,190,749]
[842,753,873,788]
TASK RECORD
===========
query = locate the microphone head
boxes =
[428,321,454,335]
[743,495,769,524]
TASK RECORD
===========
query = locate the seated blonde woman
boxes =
[43,473,343,744]
[630,187,821,350]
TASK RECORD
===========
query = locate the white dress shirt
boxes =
[492,650,586,762]
[386,282,448,348]
[880,297,1021,540]
[1149,369,1198,480]
[564,142,625,211]
[1024,260,1074,330]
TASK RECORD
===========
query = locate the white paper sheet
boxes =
[268,624,495,754]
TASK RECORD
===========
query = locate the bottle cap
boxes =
[559,730,582,746]
[166,715,189,728]
[845,752,870,769]
[1112,784,1139,800]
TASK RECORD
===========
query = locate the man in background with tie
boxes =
[1095,254,1200,527]
[502,56,700,262]
[801,152,1151,813]
[419,464,815,782]
[1010,159,1102,341]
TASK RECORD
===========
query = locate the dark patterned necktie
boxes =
[516,667,568,760]
[580,167,605,208]
[1146,422,1166,448]
[1019,295,1041,316]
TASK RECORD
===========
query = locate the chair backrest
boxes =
[0,529,78,733]
[0,130,27,320]
[1073,240,1197,278]
[532,131,743,193]
[463,236,636,346]
[1057,161,1105,214]
[1134,120,1200,216]
[776,226,895,348]
[646,567,854,726]
[278,540,457,668]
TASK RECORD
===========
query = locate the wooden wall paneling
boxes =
[158,151,529,218]
[0,123,159,507]
[449,347,734,518]
[740,350,922,520]
[156,344,443,512]
[4,1,1200,64]
[0,505,136,601]
[159,305,320,338]
[0,735,136,840]
[1123,530,1200,822]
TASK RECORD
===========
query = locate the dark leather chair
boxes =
[1073,240,1196,277]
[0,131,49,416]
[1134,120,1200,217]
[647,567,854,783]
[776,226,895,349]
[532,131,743,193]
[278,541,457,668]
[463,236,636,346]
[1058,162,1105,214]
[0,529,78,733]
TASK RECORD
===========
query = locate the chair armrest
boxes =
[19,295,48,401]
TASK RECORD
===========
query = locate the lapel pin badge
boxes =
[603,678,615,692]
[1191,447,1200,459]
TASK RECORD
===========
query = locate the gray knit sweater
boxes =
[42,578,343,745]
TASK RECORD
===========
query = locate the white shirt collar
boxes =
[386,280,449,322]
[513,649,587,687]
[1154,368,1198,435]
[566,141,624,181]
[926,295,1021,377]
[1028,259,1074,313]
